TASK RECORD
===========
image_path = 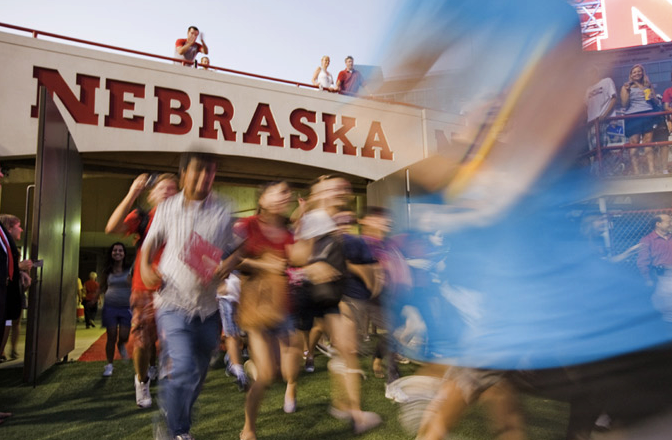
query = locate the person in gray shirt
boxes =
[141,152,236,440]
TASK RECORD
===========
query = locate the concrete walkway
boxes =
[0,316,106,371]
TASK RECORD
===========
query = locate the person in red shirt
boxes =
[174,26,208,66]
[105,173,178,408]
[237,181,301,440]
[83,272,100,328]
[336,56,369,95]
[663,69,672,139]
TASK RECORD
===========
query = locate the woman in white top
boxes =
[311,55,334,91]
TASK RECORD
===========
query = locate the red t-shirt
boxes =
[124,208,164,292]
[337,69,363,94]
[663,87,672,107]
[84,279,99,301]
[174,39,202,62]
[235,215,294,259]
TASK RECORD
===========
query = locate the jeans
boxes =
[156,307,221,437]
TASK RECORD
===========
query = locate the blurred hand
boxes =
[214,251,241,281]
[141,266,163,289]
[20,271,31,288]
[18,259,33,271]
[130,173,149,197]
[304,261,340,284]
[260,253,286,275]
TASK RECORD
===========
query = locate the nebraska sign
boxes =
[0,31,461,180]
[31,67,393,160]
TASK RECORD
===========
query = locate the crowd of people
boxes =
[76,153,405,440]
[585,64,672,175]
[174,26,369,95]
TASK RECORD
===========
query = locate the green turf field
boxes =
[0,354,569,439]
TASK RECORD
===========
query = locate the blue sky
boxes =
[2,0,407,82]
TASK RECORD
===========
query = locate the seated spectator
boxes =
[174,26,208,66]
[312,56,335,91]
[199,56,210,70]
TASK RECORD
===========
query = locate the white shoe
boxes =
[327,406,352,421]
[148,365,159,381]
[135,375,152,408]
[102,363,114,377]
[283,396,297,413]
[352,411,382,434]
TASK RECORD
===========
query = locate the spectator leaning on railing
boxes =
[174,26,208,66]
[335,56,370,96]
[663,69,672,141]
[620,64,658,175]
[585,67,617,173]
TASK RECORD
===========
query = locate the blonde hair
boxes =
[629,64,652,88]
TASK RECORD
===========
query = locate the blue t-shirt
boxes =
[389,172,672,370]
[343,234,376,300]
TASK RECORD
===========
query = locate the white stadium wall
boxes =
[0,31,464,181]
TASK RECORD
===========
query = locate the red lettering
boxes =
[104,79,144,131]
[322,113,357,155]
[361,121,393,160]
[243,103,284,147]
[31,67,99,123]
[199,94,237,141]
[289,109,317,151]
[153,87,192,135]
[598,0,672,50]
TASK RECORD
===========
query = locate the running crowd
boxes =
[96,152,401,440]
[174,26,369,95]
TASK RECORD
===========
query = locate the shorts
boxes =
[624,111,658,138]
[217,297,241,337]
[289,285,339,331]
[130,290,157,349]
[102,304,132,329]
[445,367,507,404]
[587,121,610,151]
[340,296,370,337]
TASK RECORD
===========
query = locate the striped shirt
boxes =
[143,190,233,320]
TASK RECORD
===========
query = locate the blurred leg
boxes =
[629,134,642,174]
[416,379,468,440]
[280,330,302,411]
[643,131,655,174]
[241,329,276,440]
[481,381,527,440]
[105,325,118,364]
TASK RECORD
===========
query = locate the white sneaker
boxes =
[327,406,352,421]
[352,411,382,434]
[102,363,114,377]
[148,365,159,381]
[135,375,152,408]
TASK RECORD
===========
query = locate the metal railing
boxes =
[0,21,425,109]
[581,110,672,177]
